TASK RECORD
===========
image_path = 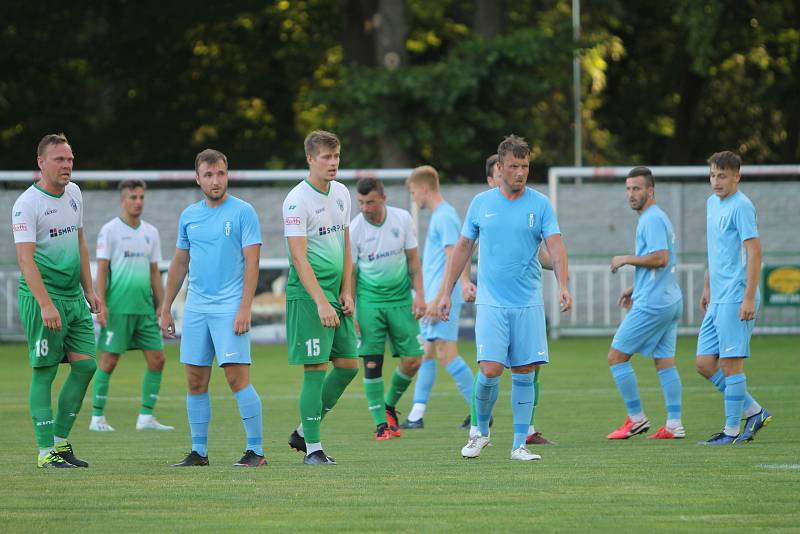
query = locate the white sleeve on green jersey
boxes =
[349,214,363,264]
[401,209,418,250]
[283,190,308,238]
[147,223,163,263]
[96,220,114,260]
[11,196,36,243]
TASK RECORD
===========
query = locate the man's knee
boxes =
[607,348,630,366]
[695,356,718,378]
[400,357,421,375]
[362,355,383,379]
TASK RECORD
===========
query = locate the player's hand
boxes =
[84,290,101,314]
[317,300,340,328]
[340,293,354,316]
[424,299,440,324]
[699,288,710,313]
[617,287,633,309]
[412,295,426,320]
[739,297,756,321]
[40,302,62,332]
[159,307,176,339]
[233,308,252,335]
[610,255,628,274]
[461,280,477,303]
[437,295,452,322]
[559,287,573,313]
[96,301,108,327]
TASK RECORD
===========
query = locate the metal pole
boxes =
[573,0,582,167]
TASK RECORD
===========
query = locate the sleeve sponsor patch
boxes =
[285,216,301,226]
[13,223,27,232]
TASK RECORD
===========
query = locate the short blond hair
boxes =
[407,165,439,191]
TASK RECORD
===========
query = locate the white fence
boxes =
[546,263,800,338]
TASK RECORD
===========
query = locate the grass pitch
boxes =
[0,336,798,533]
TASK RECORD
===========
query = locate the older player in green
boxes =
[283,130,359,465]
[90,179,173,432]
[11,133,99,468]
[350,178,425,440]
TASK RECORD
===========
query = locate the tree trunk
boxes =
[473,0,505,38]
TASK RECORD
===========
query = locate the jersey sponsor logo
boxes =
[123,250,147,258]
[315,207,326,215]
[285,216,301,226]
[318,224,344,236]
[44,208,58,216]
[391,227,400,238]
[367,248,403,262]
[49,224,78,238]
[13,222,27,232]
[529,213,535,228]
[121,236,132,240]
[224,221,232,237]
[70,199,78,212]
[337,199,345,212]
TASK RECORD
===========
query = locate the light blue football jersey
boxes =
[706,191,759,303]
[176,195,262,313]
[462,187,560,307]
[422,201,463,304]
[631,204,682,309]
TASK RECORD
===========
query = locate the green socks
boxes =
[530,368,540,426]
[300,370,325,444]
[30,365,59,449]
[321,366,358,417]
[92,368,111,416]
[53,358,97,439]
[140,369,163,415]
[363,377,387,425]
[385,369,413,408]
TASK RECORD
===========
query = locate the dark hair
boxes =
[707,151,742,171]
[195,148,228,173]
[118,179,146,194]
[37,133,69,158]
[357,177,384,196]
[627,166,654,188]
[304,130,340,157]
[485,154,499,178]
[497,135,530,161]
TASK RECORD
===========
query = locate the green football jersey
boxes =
[283,179,351,302]
[350,206,417,306]
[96,217,162,314]
[12,183,84,299]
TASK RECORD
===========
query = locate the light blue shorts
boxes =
[696,302,757,358]
[180,309,252,367]
[475,305,548,368]
[611,300,682,359]
[419,303,461,342]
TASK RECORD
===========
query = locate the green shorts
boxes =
[286,299,358,365]
[357,302,423,357]
[19,294,96,368]
[98,313,163,354]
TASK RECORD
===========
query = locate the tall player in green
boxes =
[350,178,425,440]
[90,179,173,432]
[12,133,99,468]
[283,130,359,465]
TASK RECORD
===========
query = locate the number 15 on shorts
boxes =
[305,338,320,357]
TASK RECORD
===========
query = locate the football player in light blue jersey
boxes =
[695,151,771,445]
[160,149,266,467]
[401,165,477,429]
[439,135,572,461]
[605,167,685,441]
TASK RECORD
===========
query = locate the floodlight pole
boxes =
[573,0,582,167]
